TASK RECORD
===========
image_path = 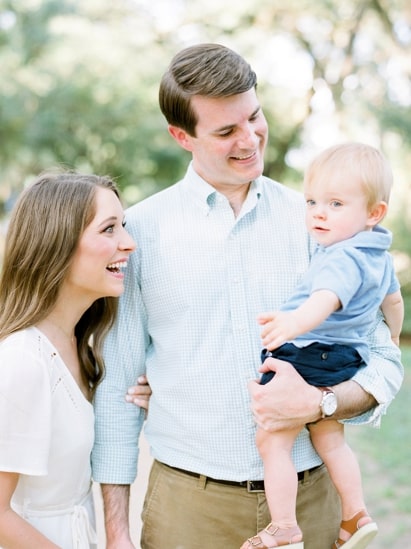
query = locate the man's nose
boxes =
[238,124,259,148]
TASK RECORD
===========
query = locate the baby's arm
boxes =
[381,289,404,346]
[258,289,340,350]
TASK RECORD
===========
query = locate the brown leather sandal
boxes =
[246,522,304,548]
[332,510,378,549]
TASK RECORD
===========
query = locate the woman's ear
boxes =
[367,201,388,227]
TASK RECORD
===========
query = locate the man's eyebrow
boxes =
[214,106,261,133]
[249,106,261,118]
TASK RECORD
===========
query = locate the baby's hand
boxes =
[257,311,275,325]
[258,311,299,350]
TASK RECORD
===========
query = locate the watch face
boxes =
[323,393,337,415]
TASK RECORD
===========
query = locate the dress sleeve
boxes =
[0,343,52,475]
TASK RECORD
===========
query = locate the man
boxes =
[92,43,403,549]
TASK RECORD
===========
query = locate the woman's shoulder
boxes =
[1,326,38,349]
[0,327,54,398]
[0,327,51,369]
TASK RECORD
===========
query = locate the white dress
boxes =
[0,327,97,548]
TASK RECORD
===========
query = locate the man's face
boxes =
[170,88,268,193]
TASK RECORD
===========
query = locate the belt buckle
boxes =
[247,480,265,493]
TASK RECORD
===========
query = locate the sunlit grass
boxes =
[345,345,411,547]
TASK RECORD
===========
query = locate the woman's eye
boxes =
[104,225,115,234]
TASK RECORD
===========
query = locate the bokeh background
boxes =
[1,0,410,547]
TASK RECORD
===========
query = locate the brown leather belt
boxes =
[164,463,322,492]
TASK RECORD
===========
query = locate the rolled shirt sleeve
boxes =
[344,310,403,427]
[91,252,148,485]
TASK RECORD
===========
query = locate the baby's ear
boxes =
[367,201,388,227]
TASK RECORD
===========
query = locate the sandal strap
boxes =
[247,523,303,547]
[246,535,268,548]
[265,523,280,536]
[332,509,371,547]
[340,510,370,536]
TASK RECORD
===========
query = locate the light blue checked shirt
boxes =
[92,164,403,484]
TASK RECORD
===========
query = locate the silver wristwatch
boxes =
[319,387,337,418]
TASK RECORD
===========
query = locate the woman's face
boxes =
[66,187,135,302]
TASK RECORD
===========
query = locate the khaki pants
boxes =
[140,460,340,549]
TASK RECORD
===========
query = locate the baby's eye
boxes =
[330,201,342,207]
[306,199,315,206]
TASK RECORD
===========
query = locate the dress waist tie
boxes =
[13,489,97,548]
[71,504,97,548]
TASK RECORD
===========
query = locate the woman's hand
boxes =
[125,374,151,411]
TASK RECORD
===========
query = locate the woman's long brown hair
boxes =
[0,171,120,398]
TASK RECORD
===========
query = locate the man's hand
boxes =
[249,356,378,432]
[125,374,152,411]
[248,357,322,432]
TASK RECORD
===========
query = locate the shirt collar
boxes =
[181,162,263,216]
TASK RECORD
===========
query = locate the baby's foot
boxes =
[241,523,303,548]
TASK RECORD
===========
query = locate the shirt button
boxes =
[321,352,328,360]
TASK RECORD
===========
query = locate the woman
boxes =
[0,172,136,548]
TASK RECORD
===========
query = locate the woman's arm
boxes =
[0,472,60,549]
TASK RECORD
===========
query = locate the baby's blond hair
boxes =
[304,143,393,209]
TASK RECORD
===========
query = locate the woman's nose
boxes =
[120,229,136,252]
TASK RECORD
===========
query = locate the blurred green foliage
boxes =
[0,10,409,546]
[0,0,410,300]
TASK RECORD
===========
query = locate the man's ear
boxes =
[367,201,388,227]
[168,125,194,152]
